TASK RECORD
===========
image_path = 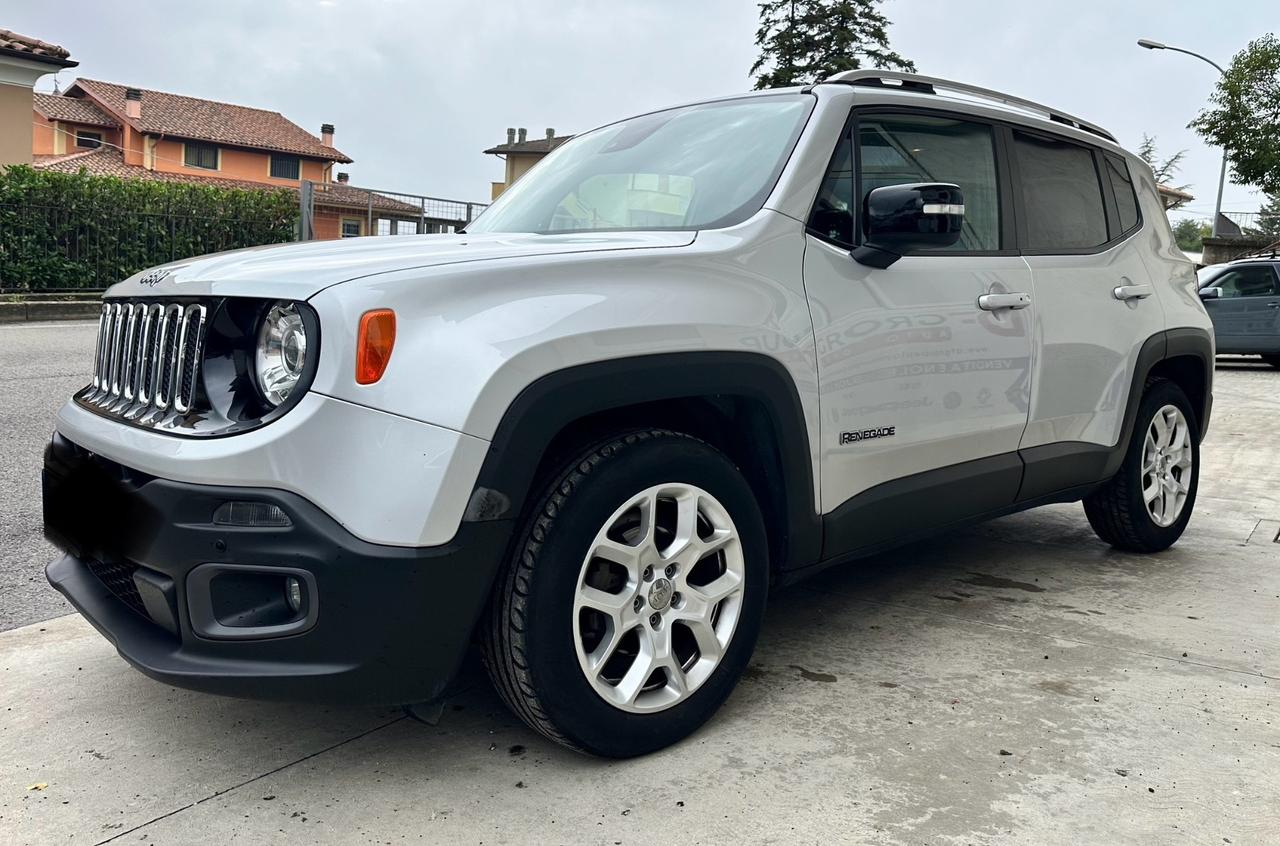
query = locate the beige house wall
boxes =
[0,83,35,165]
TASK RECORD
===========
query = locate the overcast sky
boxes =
[8,0,1272,222]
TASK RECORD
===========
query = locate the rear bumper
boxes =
[43,433,511,704]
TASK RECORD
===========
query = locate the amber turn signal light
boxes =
[356,309,396,384]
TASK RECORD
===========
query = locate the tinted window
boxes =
[1014,132,1107,250]
[858,114,1000,251]
[1210,266,1278,298]
[1104,153,1140,234]
[809,130,854,244]
[270,154,301,180]
[184,142,218,170]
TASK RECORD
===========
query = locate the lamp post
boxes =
[1137,38,1230,238]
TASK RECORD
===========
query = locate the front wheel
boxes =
[481,430,769,757]
[1083,379,1200,552]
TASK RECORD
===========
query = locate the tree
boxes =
[751,0,915,90]
[1189,33,1280,195]
[1252,192,1280,238]
[1171,218,1212,252]
[1137,134,1191,209]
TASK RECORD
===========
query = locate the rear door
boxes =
[1201,264,1280,352]
[1012,133,1166,499]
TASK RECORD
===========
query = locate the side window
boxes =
[1213,266,1279,298]
[1013,131,1107,250]
[1104,153,1140,234]
[808,130,854,245]
[858,114,1001,252]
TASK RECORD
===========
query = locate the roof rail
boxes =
[824,70,1118,144]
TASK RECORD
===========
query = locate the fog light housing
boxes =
[285,577,303,614]
[212,501,292,528]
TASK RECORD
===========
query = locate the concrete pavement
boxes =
[0,338,1277,844]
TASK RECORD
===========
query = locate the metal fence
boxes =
[0,203,296,291]
[300,181,488,240]
[1219,210,1280,237]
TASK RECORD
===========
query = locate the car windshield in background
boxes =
[467,94,814,235]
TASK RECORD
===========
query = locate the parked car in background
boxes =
[1198,256,1280,367]
[44,71,1213,758]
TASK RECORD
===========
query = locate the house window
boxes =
[184,142,219,170]
[270,153,301,180]
[75,131,102,149]
[340,218,362,238]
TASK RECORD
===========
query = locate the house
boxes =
[28,79,457,239]
[484,127,572,199]
[0,28,77,165]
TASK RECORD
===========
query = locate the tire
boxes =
[1083,379,1200,552]
[481,429,769,757]
[1261,354,1280,369]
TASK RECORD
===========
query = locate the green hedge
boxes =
[0,165,299,290]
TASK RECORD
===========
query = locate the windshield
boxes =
[467,94,814,235]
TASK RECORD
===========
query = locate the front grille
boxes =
[85,558,150,621]
[83,301,207,422]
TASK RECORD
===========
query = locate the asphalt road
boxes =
[0,321,96,631]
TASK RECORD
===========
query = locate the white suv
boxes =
[43,71,1214,757]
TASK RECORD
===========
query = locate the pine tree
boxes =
[751,0,915,90]
[1255,192,1280,238]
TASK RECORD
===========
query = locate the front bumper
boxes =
[43,433,511,704]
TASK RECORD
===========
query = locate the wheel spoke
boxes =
[592,537,642,573]
[689,570,742,606]
[685,618,724,664]
[587,621,627,672]
[1143,476,1161,505]
[615,643,656,706]
[1151,413,1169,449]
[578,585,630,619]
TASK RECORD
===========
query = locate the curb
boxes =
[0,301,101,323]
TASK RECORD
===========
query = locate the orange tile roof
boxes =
[68,78,352,163]
[33,93,118,127]
[0,28,76,66]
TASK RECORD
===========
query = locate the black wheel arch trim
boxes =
[464,351,823,572]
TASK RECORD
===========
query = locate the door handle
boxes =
[1113,284,1154,301]
[977,292,1032,311]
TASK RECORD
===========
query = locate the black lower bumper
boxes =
[43,433,511,705]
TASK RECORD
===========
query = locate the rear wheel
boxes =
[1083,379,1199,552]
[482,429,768,757]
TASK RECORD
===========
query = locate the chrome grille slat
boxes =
[82,299,209,427]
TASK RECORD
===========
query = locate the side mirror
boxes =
[852,183,965,269]
[1199,287,1222,300]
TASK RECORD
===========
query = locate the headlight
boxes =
[255,302,308,406]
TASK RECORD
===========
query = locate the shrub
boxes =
[0,165,299,290]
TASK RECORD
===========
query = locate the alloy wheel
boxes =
[1142,404,1193,528]
[572,483,746,713]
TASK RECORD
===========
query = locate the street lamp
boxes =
[1138,38,1230,238]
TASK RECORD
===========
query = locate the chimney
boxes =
[320,123,334,146]
[336,171,349,184]
[546,127,555,141]
[517,127,527,143]
[506,127,516,145]
[124,88,142,120]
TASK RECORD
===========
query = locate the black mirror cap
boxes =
[853,183,965,268]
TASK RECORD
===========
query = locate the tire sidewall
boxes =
[519,434,769,757]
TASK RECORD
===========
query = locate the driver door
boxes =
[803,109,1034,555]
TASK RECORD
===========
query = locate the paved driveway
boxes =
[1,323,1277,844]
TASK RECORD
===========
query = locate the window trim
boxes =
[269,152,302,181]
[339,217,363,238]
[183,141,220,171]
[74,130,103,149]
[805,104,1145,258]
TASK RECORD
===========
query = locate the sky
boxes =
[5,0,1272,223]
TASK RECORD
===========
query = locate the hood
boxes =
[105,231,697,299]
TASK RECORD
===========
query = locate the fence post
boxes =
[299,180,314,241]
[366,190,373,236]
